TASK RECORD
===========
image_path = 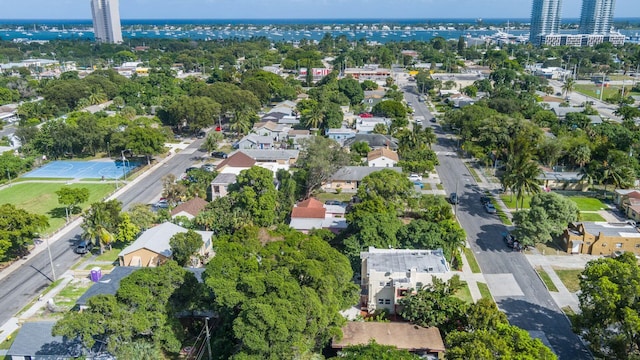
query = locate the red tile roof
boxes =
[297,197,325,208]
[216,151,256,170]
[291,207,326,219]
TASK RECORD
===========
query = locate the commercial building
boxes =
[536,32,625,46]
[580,0,615,34]
[91,0,123,43]
[530,0,562,44]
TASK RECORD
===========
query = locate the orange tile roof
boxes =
[291,207,326,219]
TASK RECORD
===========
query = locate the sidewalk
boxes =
[457,246,486,302]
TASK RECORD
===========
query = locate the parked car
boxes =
[449,192,459,204]
[413,180,424,189]
[211,151,228,158]
[154,199,169,209]
[74,240,93,255]
[408,173,423,182]
[325,200,347,206]
[484,203,497,214]
[480,195,491,205]
[196,131,206,139]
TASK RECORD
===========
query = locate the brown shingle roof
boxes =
[332,322,445,353]
[367,148,399,162]
[216,152,256,171]
[171,197,208,217]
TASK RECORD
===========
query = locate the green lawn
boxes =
[477,282,492,300]
[436,183,444,190]
[500,194,605,212]
[463,248,481,273]
[579,212,606,222]
[313,192,354,203]
[454,282,473,303]
[535,267,559,292]
[569,196,606,211]
[0,182,115,234]
[554,268,583,293]
[572,84,633,100]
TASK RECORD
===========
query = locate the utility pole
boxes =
[205,317,213,360]
[46,236,56,282]
[599,72,606,102]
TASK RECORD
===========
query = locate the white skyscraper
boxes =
[91,0,123,43]
[580,0,616,34]
[529,0,562,44]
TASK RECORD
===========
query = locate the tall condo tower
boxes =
[91,0,123,43]
[580,0,616,34]
[529,0,562,44]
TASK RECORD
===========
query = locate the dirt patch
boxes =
[257,228,284,245]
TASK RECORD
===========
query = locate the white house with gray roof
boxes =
[323,166,402,192]
[360,247,451,314]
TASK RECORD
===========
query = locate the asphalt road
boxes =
[0,139,207,325]
[404,86,592,359]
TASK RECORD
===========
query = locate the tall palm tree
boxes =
[503,153,542,211]
[302,106,324,130]
[562,78,575,99]
[89,91,107,105]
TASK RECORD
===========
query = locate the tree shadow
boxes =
[48,207,67,219]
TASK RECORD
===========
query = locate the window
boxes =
[378,298,384,305]
[398,289,409,297]
[384,299,391,305]
[385,281,392,287]
[616,243,623,248]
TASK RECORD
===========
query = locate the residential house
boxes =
[238,149,299,174]
[261,112,289,122]
[6,321,83,360]
[332,322,445,358]
[587,115,603,125]
[323,166,402,192]
[252,121,291,141]
[0,104,19,124]
[278,115,300,126]
[367,148,399,167]
[171,197,208,220]
[447,93,475,108]
[549,103,584,120]
[563,222,640,255]
[289,198,348,234]
[286,129,311,149]
[118,222,213,267]
[355,116,392,133]
[360,247,450,314]
[216,152,256,175]
[326,128,357,145]
[211,173,237,198]
[236,134,274,150]
[439,89,460,97]
[537,171,585,191]
[613,189,640,220]
[343,134,399,151]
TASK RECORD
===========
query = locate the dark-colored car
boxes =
[185,167,199,173]
[211,151,228,159]
[75,240,93,255]
[196,131,206,139]
[480,195,491,205]
[449,192,459,204]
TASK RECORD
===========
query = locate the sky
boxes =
[0,0,637,20]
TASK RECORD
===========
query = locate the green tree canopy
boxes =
[0,204,48,260]
[169,229,203,266]
[513,192,579,247]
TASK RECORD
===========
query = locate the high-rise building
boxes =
[529,0,562,44]
[91,0,123,43]
[580,0,616,34]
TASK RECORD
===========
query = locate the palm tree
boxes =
[503,153,542,211]
[301,106,324,130]
[562,78,575,99]
[229,109,253,136]
[572,144,591,169]
[88,91,107,105]
[421,126,437,149]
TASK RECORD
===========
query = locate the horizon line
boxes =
[1,17,639,21]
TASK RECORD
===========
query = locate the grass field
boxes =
[0,182,115,234]
[53,279,92,309]
[574,83,640,101]
[535,267,559,292]
[313,192,354,203]
[554,268,583,293]
[579,212,606,222]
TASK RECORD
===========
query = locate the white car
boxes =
[408,174,423,182]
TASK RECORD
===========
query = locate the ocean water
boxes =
[0,18,638,44]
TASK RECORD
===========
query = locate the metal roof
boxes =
[7,321,83,358]
[362,247,449,274]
